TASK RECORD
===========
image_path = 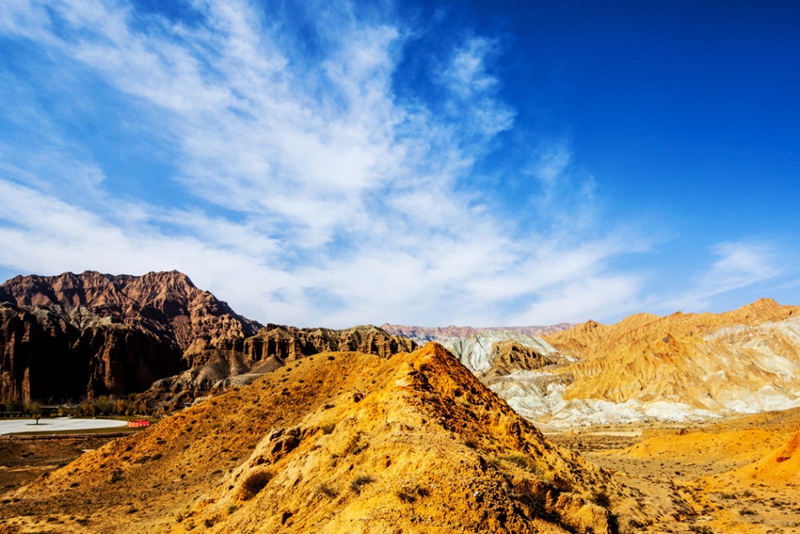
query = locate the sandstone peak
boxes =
[536,298,800,425]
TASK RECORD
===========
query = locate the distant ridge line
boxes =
[381,322,574,340]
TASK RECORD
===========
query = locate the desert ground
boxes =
[547,411,800,534]
[3,407,799,533]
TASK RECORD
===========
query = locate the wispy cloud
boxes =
[0,0,657,327]
[662,240,783,312]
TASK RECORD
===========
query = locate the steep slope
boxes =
[0,271,260,403]
[0,344,624,534]
[0,302,182,402]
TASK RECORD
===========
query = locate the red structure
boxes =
[126,420,151,428]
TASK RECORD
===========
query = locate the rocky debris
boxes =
[0,270,259,403]
[1,344,626,533]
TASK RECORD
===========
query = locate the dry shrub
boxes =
[349,474,374,494]
[320,421,336,435]
[238,470,272,501]
[317,484,337,498]
[396,484,429,503]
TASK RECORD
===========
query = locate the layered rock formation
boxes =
[0,302,182,402]
[0,271,259,402]
[0,270,260,350]
[0,344,627,533]
[443,331,566,376]
[418,299,800,427]
[539,298,800,425]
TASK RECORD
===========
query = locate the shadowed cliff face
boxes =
[0,303,183,402]
[0,271,260,403]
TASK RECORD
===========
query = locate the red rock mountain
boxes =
[0,270,261,350]
[0,271,261,403]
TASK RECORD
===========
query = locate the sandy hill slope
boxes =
[583,406,800,533]
[534,298,800,425]
[140,323,416,411]
[0,344,626,534]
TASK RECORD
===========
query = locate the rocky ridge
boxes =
[140,323,416,410]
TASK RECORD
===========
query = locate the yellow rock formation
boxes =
[544,299,800,416]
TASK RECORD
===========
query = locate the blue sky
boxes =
[0,0,798,328]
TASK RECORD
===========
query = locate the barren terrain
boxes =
[2,345,800,532]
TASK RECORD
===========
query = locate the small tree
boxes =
[25,401,42,423]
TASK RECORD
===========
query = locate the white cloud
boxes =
[0,0,659,327]
[661,240,783,312]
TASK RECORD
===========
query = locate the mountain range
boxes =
[0,271,413,406]
[2,270,800,532]
[5,270,800,428]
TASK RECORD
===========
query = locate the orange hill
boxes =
[0,344,631,533]
[543,299,800,415]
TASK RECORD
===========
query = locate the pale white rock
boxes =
[442,331,560,374]
[442,315,800,427]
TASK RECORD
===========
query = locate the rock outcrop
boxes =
[0,270,260,350]
[0,302,182,402]
[0,271,260,402]
[243,323,416,362]
[443,331,565,376]
[483,339,563,379]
